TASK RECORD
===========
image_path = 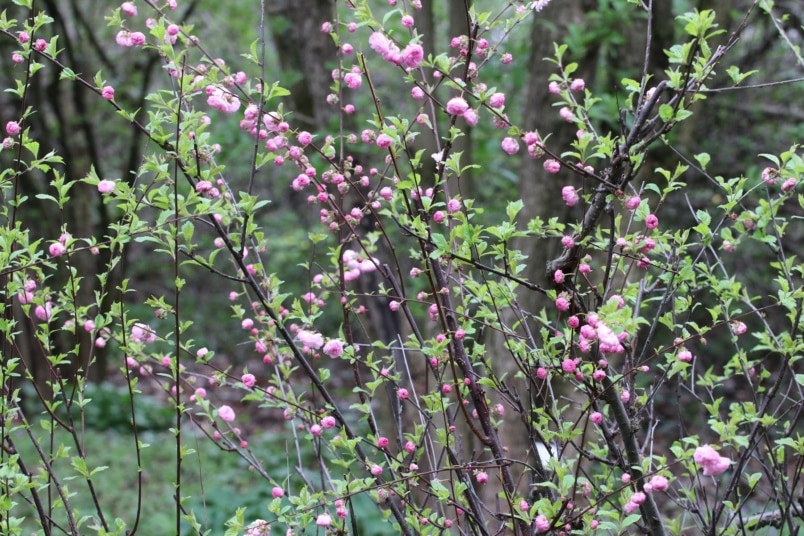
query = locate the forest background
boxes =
[0,0,802,534]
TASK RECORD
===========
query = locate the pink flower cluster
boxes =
[343,249,379,281]
[445,97,479,125]
[368,32,423,69]
[577,313,625,354]
[694,445,731,476]
[115,30,146,47]
[623,490,646,514]
[206,85,240,113]
[130,322,157,344]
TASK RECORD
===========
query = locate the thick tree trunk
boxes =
[266,0,337,131]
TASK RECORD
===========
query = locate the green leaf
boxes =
[506,199,523,222]
[694,152,710,169]
[659,104,674,122]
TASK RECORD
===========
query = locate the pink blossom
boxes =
[645,214,659,229]
[115,30,138,47]
[501,137,519,155]
[411,86,425,100]
[625,195,641,210]
[597,323,623,353]
[555,297,569,311]
[218,405,236,422]
[97,179,116,194]
[320,416,337,429]
[500,53,513,64]
[101,86,115,100]
[624,501,639,513]
[543,159,560,174]
[562,186,579,206]
[377,436,389,448]
[368,32,400,64]
[376,133,393,148]
[548,81,561,94]
[207,87,241,113]
[370,464,383,476]
[475,471,488,484]
[18,31,29,43]
[782,178,797,192]
[534,514,550,532]
[694,445,731,476]
[35,302,53,321]
[120,2,138,16]
[17,289,32,305]
[271,487,284,498]
[649,474,669,491]
[463,109,479,126]
[401,15,415,28]
[553,270,565,284]
[559,106,574,122]
[315,513,332,527]
[397,388,409,400]
[245,520,270,536]
[761,167,779,185]
[401,43,424,69]
[11,53,24,64]
[678,349,693,362]
[34,38,47,51]
[561,235,574,248]
[532,0,552,12]
[6,121,21,136]
[561,358,577,373]
[323,339,344,357]
[297,131,313,146]
[730,321,747,335]
[344,72,362,89]
[570,78,585,92]
[297,329,324,349]
[49,242,66,257]
[488,92,505,108]
[131,323,157,344]
[310,424,323,437]
[592,369,606,381]
[446,97,469,116]
[242,373,256,388]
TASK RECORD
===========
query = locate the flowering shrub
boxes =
[1,0,803,535]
